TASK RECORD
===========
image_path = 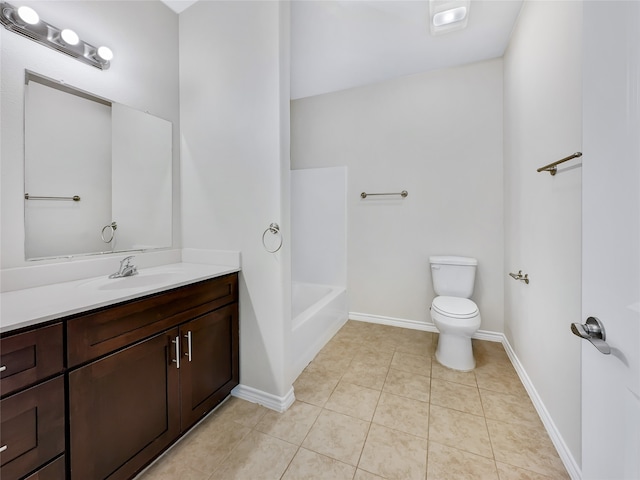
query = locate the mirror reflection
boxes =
[24,71,172,260]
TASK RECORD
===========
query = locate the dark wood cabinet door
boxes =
[68,330,180,480]
[180,303,239,429]
[0,377,65,480]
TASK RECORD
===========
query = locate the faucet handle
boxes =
[120,255,135,267]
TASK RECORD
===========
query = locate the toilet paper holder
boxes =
[509,270,529,284]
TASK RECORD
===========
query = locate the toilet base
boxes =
[435,333,475,371]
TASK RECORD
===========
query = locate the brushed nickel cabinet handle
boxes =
[0,365,6,372]
[184,331,192,362]
[172,336,180,369]
[0,445,7,453]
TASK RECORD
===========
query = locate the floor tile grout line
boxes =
[204,416,255,479]
[277,443,301,480]
[425,352,433,480]
[476,377,501,477]
[350,344,397,478]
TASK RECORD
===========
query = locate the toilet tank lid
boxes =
[429,256,477,266]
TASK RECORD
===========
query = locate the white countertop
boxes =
[0,262,240,334]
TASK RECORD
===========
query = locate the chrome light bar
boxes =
[0,1,112,70]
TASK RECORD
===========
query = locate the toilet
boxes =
[429,256,481,371]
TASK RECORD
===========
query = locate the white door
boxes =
[581,2,640,479]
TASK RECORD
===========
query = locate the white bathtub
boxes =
[290,282,348,380]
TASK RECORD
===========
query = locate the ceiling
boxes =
[161,0,524,100]
[161,0,198,14]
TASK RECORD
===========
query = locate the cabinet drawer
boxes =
[67,273,238,367]
[0,323,64,397]
[0,376,65,480]
[24,455,65,480]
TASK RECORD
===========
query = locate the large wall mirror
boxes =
[23,71,172,260]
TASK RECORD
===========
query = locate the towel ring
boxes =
[101,222,117,243]
[262,222,283,253]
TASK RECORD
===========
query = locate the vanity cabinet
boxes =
[0,323,66,480]
[67,273,239,480]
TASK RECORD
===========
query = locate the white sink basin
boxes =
[98,273,185,290]
[78,270,188,291]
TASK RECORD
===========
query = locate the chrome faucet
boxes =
[109,256,138,279]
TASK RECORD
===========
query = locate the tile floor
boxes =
[138,320,569,480]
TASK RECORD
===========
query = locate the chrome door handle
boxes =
[571,316,611,354]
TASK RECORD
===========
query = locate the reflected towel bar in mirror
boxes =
[25,193,81,201]
[537,152,582,176]
[361,190,408,199]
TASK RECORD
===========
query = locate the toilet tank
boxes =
[429,256,477,298]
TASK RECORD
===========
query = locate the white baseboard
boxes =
[349,311,502,342]
[350,311,580,479]
[501,338,582,480]
[349,312,437,332]
[231,384,295,413]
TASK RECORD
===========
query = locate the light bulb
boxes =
[97,46,113,62]
[433,6,467,27]
[60,29,79,45]
[17,5,39,25]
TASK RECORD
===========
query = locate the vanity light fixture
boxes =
[429,0,470,35]
[0,1,113,70]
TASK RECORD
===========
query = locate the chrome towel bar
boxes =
[537,152,582,176]
[25,193,81,201]
[361,190,408,199]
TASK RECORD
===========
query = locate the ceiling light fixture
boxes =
[433,6,467,27]
[429,0,470,35]
[0,1,113,70]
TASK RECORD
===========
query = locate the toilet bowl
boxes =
[429,256,481,371]
[431,296,481,371]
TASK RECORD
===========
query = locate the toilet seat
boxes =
[432,296,478,319]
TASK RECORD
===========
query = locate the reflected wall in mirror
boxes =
[24,71,172,260]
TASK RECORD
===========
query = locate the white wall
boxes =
[179,1,292,398]
[291,59,504,333]
[291,167,347,287]
[503,0,583,469]
[1,0,180,271]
